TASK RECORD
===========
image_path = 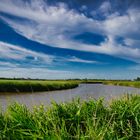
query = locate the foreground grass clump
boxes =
[1,95,140,139]
[104,81,140,88]
[0,80,78,92]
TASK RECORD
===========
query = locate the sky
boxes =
[0,0,140,79]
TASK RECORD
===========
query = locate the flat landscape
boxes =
[0,0,140,139]
[0,79,140,139]
[0,79,140,92]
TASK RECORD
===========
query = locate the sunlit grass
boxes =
[1,94,140,139]
[0,80,79,92]
[104,81,140,88]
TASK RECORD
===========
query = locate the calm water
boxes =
[0,84,140,110]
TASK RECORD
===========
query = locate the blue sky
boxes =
[0,0,140,79]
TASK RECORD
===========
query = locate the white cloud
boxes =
[0,67,73,79]
[98,36,140,63]
[0,41,54,64]
[99,1,111,17]
[80,5,88,11]
[0,0,48,22]
[0,0,140,63]
[91,1,112,18]
[0,67,97,79]
[66,56,98,64]
[104,9,140,39]
[124,38,140,48]
[0,41,100,67]
[0,61,19,67]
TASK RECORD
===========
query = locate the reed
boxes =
[1,94,140,139]
[0,80,78,92]
[104,81,140,88]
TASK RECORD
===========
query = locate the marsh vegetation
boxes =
[1,95,140,139]
[0,80,78,93]
[0,79,140,93]
[104,81,140,88]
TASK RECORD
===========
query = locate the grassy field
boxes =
[0,94,140,139]
[0,79,140,93]
[79,79,140,88]
[0,80,79,92]
[104,81,140,88]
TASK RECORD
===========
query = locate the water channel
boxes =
[0,84,140,111]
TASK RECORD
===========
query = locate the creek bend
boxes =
[0,84,140,110]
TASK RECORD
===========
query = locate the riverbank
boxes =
[82,80,140,88]
[0,79,140,93]
[0,80,78,92]
[0,94,140,139]
[103,81,140,88]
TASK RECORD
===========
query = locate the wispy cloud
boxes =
[91,1,112,18]
[66,56,98,64]
[0,41,101,79]
[0,41,99,71]
[0,67,97,79]
[0,67,73,79]
[0,0,140,64]
[0,61,19,68]
[0,41,54,64]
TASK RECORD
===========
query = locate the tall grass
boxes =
[104,81,140,88]
[1,79,139,93]
[1,95,140,139]
[0,80,78,92]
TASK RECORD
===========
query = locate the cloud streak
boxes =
[0,41,54,64]
[0,41,98,71]
[0,67,98,79]
[67,56,98,64]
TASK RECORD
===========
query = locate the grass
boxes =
[0,79,140,93]
[1,94,140,139]
[80,79,140,88]
[104,81,140,88]
[0,80,79,93]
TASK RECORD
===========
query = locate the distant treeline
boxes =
[135,77,140,81]
[0,77,133,81]
[0,78,58,81]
